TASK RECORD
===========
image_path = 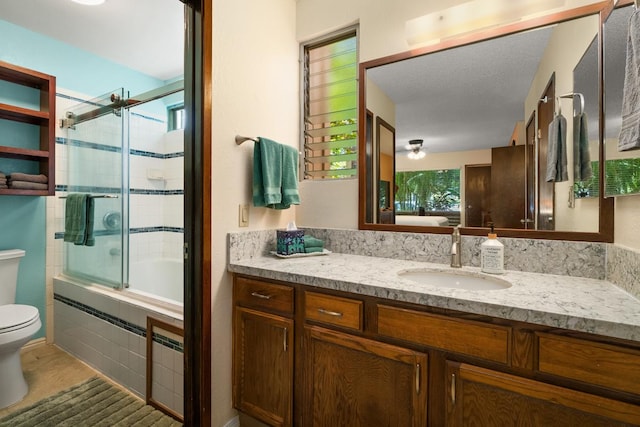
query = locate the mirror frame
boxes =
[358,0,615,242]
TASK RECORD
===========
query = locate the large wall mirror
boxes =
[358,2,615,242]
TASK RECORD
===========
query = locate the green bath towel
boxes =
[252,137,300,210]
[63,194,95,246]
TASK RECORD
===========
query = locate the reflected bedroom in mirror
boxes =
[360,2,616,241]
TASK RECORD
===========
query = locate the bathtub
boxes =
[53,272,184,416]
[128,259,183,306]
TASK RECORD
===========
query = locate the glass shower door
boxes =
[62,89,128,288]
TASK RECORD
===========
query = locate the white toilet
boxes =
[0,249,42,409]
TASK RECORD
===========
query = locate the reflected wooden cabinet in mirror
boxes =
[358,1,615,242]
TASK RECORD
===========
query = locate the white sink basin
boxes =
[397,268,511,291]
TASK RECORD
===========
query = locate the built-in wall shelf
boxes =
[0,60,56,196]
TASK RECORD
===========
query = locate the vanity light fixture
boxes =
[407,139,426,160]
[405,0,565,46]
[71,0,106,5]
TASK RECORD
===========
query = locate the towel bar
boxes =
[236,135,259,145]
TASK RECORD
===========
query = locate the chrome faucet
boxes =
[451,225,462,268]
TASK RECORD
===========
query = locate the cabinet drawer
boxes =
[234,276,294,314]
[537,333,640,395]
[305,291,363,331]
[377,305,511,364]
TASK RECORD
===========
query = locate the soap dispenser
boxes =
[481,223,504,274]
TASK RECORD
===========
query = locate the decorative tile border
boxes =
[54,293,183,352]
[56,137,184,159]
[54,227,183,240]
[56,184,184,196]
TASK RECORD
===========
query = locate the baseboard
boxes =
[21,337,46,352]
[223,415,240,427]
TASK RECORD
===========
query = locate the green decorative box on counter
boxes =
[276,229,305,255]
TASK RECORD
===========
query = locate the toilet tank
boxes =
[0,249,26,305]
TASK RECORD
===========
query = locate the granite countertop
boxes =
[228,252,640,343]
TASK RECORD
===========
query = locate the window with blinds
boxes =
[302,30,358,179]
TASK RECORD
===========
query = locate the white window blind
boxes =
[303,31,358,179]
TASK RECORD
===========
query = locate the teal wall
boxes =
[0,19,172,339]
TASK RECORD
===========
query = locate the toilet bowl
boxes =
[0,249,42,409]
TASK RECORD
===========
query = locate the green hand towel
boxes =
[63,194,95,247]
[253,137,283,207]
[252,137,301,210]
[304,246,324,253]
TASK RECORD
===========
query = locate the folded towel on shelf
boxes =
[253,137,301,210]
[619,10,640,151]
[0,177,6,184]
[63,194,95,247]
[573,113,593,181]
[8,172,48,183]
[546,113,568,182]
[0,171,5,179]
[8,181,49,190]
[0,184,7,190]
[304,235,324,253]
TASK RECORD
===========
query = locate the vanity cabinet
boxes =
[0,60,56,196]
[445,362,640,426]
[232,274,640,426]
[232,277,294,427]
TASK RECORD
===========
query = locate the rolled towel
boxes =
[304,236,324,248]
[0,171,5,179]
[304,235,325,253]
[0,184,7,189]
[8,181,49,190]
[8,172,48,183]
[0,178,6,184]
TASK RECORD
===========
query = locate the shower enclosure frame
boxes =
[61,81,184,295]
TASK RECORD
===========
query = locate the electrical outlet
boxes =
[239,204,249,227]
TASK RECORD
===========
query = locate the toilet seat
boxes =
[0,305,40,334]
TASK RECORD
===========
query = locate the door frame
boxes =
[183,0,212,425]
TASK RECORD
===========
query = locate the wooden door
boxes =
[537,77,555,230]
[525,112,536,229]
[233,307,294,427]
[304,325,427,427]
[491,145,527,229]
[445,362,640,427]
[465,164,491,227]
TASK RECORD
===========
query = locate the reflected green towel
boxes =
[573,113,592,181]
[63,194,95,247]
[305,246,324,253]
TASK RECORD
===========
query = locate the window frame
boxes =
[300,25,359,180]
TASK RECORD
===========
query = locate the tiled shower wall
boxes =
[46,88,185,416]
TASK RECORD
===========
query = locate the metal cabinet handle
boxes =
[451,373,456,404]
[283,327,288,352]
[318,308,343,318]
[251,292,272,300]
[416,363,421,394]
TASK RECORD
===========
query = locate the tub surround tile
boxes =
[229,228,606,279]
[607,244,640,300]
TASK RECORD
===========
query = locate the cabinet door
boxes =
[233,307,293,427]
[304,325,427,427]
[446,362,640,427]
